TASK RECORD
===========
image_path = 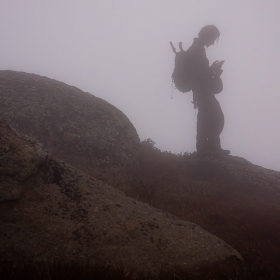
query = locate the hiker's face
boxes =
[205,36,218,47]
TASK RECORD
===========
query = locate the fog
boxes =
[1,1,280,171]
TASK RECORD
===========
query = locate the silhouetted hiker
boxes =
[189,25,230,157]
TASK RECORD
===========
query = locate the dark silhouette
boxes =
[188,25,230,157]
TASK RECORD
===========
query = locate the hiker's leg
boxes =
[207,98,224,150]
[196,109,209,153]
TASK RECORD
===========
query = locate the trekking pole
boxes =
[169,42,177,54]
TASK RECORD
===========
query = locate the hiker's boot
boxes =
[210,148,230,157]
[196,148,230,158]
[218,149,230,155]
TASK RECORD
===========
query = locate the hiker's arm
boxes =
[192,50,223,94]
[191,51,213,87]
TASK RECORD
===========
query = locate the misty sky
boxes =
[1,1,280,171]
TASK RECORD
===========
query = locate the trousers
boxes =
[196,95,224,152]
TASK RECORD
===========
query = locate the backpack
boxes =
[170,41,193,93]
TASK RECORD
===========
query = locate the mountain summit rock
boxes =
[2,70,280,277]
[0,70,140,187]
[0,117,243,274]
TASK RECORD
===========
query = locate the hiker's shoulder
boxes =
[187,44,206,61]
[189,37,204,48]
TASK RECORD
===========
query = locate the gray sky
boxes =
[1,1,280,171]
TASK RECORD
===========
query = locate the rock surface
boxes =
[0,70,140,186]
[188,155,280,194]
[0,118,243,273]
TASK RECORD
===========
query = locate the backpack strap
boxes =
[192,92,197,110]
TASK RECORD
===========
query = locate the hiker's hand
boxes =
[211,60,225,69]
[211,60,224,76]
[214,68,223,76]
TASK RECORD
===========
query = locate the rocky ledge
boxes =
[0,118,243,274]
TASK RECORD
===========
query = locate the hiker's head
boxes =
[198,25,220,47]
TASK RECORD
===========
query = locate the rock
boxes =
[0,118,243,274]
[0,119,47,201]
[188,155,280,194]
[0,70,140,187]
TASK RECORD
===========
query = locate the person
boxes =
[188,25,230,157]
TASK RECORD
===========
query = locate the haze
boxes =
[1,1,280,171]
